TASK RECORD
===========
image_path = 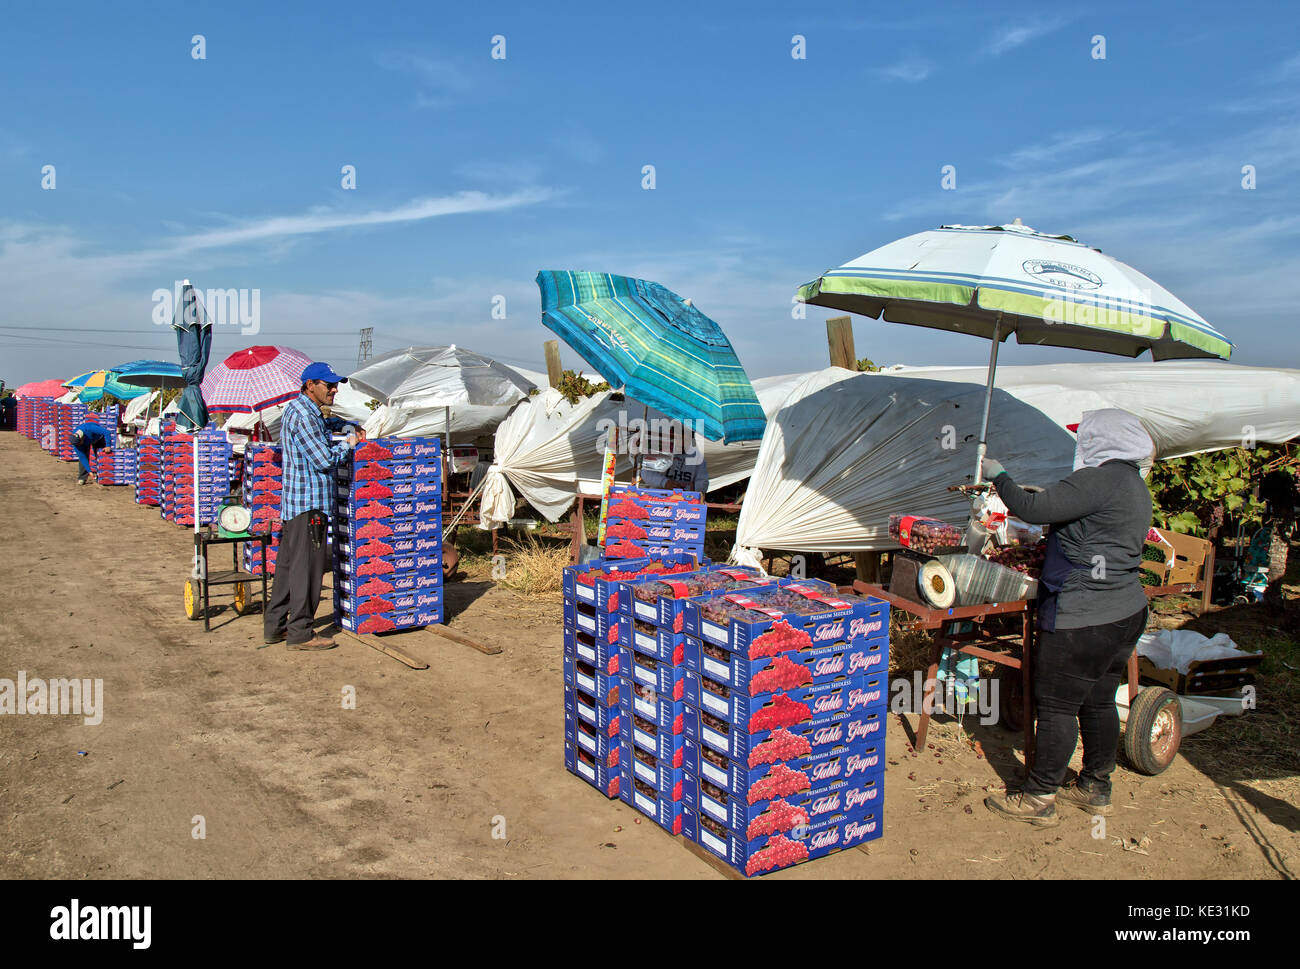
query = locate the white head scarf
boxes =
[1073,408,1155,476]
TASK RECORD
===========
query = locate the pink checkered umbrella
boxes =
[201,345,314,413]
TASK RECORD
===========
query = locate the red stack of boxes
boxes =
[135,436,162,505]
[161,427,232,525]
[678,583,891,876]
[243,444,282,575]
[56,402,85,460]
[602,485,707,560]
[331,437,444,634]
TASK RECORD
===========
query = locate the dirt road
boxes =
[1,433,1294,879]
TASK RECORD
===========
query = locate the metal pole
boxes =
[974,313,1002,484]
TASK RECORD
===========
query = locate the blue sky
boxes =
[2,1,1297,386]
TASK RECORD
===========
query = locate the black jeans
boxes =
[264,511,329,645]
[1025,606,1149,796]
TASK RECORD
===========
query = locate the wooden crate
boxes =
[1138,653,1261,696]
[1142,528,1215,614]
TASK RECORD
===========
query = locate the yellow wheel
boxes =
[231,580,253,616]
[183,578,203,620]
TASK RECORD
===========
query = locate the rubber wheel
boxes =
[183,578,203,621]
[1123,686,1182,775]
[999,665,1025,733]
[231,581,254,615]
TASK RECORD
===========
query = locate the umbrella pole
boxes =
[974,314,1003,484]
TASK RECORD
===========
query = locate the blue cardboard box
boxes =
[685,586,890,654]
[564,740,625,800]
[684,634,888,692]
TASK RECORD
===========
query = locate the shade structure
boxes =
[13,379,69,398]
[535,271,766,444]
[797,223,1233,360]
[65,368,149,403]
[201,345,313,413]
[797,222,1235,480]
[349,344,534,406]
[113,360,187,390]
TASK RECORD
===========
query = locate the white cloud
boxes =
[985,16,1069,57]
[873,57,933,84]
[376,51,472,108]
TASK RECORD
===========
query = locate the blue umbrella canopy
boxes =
[535,271,765,443]
[112,359,187,390]
[172,283,212,431]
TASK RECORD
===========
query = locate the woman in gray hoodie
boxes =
[980,408,1155,827]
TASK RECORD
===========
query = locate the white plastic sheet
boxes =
[1137,629,1257,675]
[480,389,635,527]
[732,361,1300,562]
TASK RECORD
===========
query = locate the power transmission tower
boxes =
[357,327,374,366]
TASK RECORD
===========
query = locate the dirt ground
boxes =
[1,432,1296,880]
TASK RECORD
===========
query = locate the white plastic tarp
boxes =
[480,388,635,527]
[732,362,1300,562]
[696,373,808,492]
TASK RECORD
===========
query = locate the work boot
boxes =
[288,636,337,651]
[984,790,1059,827]
[1056,778,1112,816]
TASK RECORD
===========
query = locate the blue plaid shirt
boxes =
[279,393,354,521]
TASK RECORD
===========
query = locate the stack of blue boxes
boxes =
[331,437,443,634]
[602,485,707,561]
[242,443,283,576]
[677,583,890,876]
[161,427,232,525]
[135,435,162,506]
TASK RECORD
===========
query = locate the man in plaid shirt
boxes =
[264,362,364,650]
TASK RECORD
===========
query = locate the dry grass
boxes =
[494,536,570,601]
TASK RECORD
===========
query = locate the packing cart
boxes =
[181,496,273,631]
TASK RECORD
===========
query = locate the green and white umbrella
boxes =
[797,222,1234,480]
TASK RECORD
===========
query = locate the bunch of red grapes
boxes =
[358,615,396,635]
[747,727,812,767]
[356,559,395,576]
[354,462,394,482]
[356,482,393,500]
[745,833,809,876]
[356,521,393,540]
[608,499,648,519]
[745,799,809,841]
[605,540,645,558]
[358,578,393,596]
[748,620,813,660]
[357,597,395,615]
[747,693,812,734]
[748,763,811,804]
[749,654,812,694]
[605,522,648,540]
[355,442,394,461]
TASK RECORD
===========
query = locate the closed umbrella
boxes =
[172,281,214,535]
[797,221,1235,480]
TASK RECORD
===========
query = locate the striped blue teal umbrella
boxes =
[535,271,765,443]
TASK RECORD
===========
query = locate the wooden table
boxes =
[853,582,1038,767]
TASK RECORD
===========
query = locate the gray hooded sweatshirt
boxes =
[992,408,1154,629]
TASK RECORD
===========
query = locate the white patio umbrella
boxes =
[348,344,536,442]
[798,221,1235,481]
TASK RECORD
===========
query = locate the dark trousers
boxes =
[74,441,95,476]
[1025,606,1149,796]
[264,511,328,645]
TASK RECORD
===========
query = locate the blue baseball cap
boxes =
[301,362,347,384]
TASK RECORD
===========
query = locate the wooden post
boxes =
[826,316,880,583]
[826,316,856,370]
[544,340,564,389]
